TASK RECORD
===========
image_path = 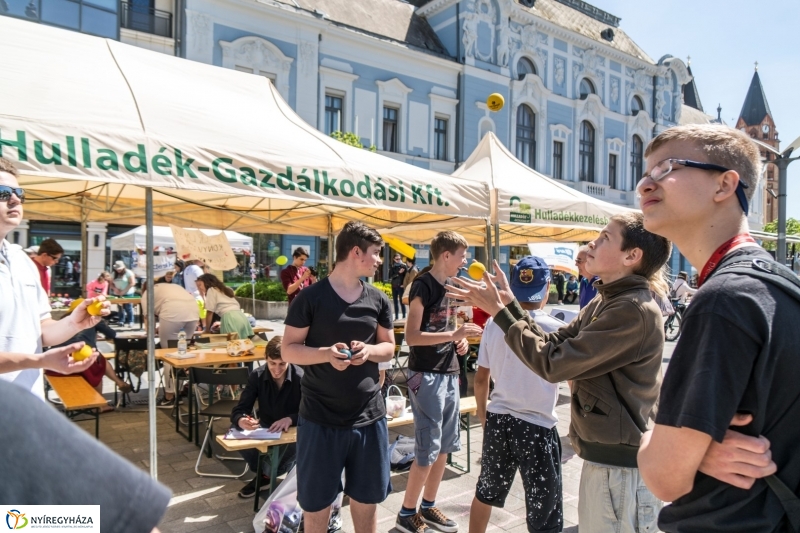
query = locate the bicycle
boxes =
[664,299,686,341]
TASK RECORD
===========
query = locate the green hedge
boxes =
[234,280,288,302]
[371,281,393,298]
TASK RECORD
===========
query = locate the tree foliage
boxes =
[761,218,800,251]
[330,131,376,152]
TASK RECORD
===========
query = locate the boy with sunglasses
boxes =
[636,125,798,532]
[0,157,106,397]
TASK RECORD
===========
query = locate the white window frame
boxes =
[220,37,293,101]
[606,137,624,189]
[428,90,458,162]
[376,78,412,154]
[550,124,572,180]
[318,63,359,134]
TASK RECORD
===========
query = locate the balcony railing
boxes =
[121,2,172,38]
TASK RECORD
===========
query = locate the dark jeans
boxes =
[556,284,565,302]
[239,443,297,477]
[392,284,406,318]
[117,303,134,325]
[565,291,578,304]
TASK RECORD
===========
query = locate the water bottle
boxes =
[177,328,187,355]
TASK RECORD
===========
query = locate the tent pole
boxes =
[327,215,334,276]
[485,220,492,265]
[146,187,158,480]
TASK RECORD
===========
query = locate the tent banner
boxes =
[500,192,613,229]
[170,225,237,270]
[527,243,579,276]
[133,252,175,278]
[1,122,487,218]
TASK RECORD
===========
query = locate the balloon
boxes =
[487,93,505,112]
[276,255,288,266]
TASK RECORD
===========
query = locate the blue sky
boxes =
[590,0,800,222]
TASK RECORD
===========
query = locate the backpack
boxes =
[713,253,800,532]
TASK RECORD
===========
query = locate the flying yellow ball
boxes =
[72,345,93,362]
[468,261,487,280]
[487,93,505,112]
[276,255,288,266]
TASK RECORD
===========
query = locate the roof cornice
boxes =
[509,7,656,70]
[416,0,458,18]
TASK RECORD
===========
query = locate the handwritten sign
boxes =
[133,252,175,278]
[170,225,237,270]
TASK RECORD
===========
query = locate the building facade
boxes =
[3,0,707,282]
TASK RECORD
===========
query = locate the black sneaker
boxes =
[156,397,175,408]
[420,507,458,532]
[395,512,429,533]
[237,475,269,498]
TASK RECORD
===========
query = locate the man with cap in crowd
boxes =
[470,256,566,533]
[29,238,63,295]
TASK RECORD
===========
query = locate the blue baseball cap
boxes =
[510,256,551,303]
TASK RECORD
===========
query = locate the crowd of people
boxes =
[1,122,798,533]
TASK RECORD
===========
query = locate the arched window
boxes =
[631,135,644,189]
[579,121,595,182]
[516,104,536,168]
[579,78,595,99]
[631,95,645,116]
[517,57,536,81]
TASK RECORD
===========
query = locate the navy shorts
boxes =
[296,416,392,512]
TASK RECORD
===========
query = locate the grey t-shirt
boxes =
[0,380,171,533]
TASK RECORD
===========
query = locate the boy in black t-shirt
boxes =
[283,221,395,533]
[636,124,798,532]
[397,231,483,533]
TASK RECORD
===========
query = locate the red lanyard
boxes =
[697,234,757,287]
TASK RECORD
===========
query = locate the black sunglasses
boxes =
[0,185,25,203]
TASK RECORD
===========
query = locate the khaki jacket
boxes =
[493,275,664,467]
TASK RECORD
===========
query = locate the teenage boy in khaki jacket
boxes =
[449,212,670,533]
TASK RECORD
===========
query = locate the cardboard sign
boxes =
[170,225,237,271]
[133,252,175,278]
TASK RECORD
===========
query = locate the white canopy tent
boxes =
[384,133,636,248]
[0,16,488,235]
[111,225,253,253]
[0,16,490,479]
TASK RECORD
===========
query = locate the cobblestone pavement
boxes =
[69,314,674,533]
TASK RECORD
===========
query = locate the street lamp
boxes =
[753,135,800,263]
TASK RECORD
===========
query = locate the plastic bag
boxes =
[389,435,416,472]
[254,466,301,533]
[253,467,344,533]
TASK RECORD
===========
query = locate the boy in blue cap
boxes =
[470,256,566,533]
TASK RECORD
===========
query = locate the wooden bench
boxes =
[217,396,478,511]
[44,375,108,438]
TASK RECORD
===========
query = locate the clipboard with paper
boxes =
[224,427,282,440]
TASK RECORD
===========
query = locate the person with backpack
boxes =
[636,124,798,532]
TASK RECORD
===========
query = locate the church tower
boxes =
[736,64,780,224]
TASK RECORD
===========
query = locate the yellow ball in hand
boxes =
[468,261,487,280]
[72,345,93,362]
[487,93,505,112]
[87,301,104,317]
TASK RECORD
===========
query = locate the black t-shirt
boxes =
[656,248,800,533]
[284,278,392,428]
[407,272,459,375]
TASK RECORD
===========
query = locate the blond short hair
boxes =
[0,157,18,177]
[645,124,761,201]
[430,231,468,260]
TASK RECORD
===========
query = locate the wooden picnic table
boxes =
[156,347,265,443]
[45,375,109,438]
[217,396,478,511]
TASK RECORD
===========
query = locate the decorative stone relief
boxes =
[554,57,565,86]
[474,0,495,62]
[633,68,651,92]
[220,36,294,99]
[610,77,619,104]
[186,10,212,58]
[496,25,516,67]
[299,41,315,76]
[462,12,479,59]
[535,47,548,81]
